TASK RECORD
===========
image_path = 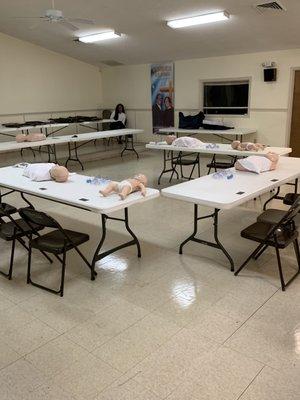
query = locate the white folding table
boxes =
[0,166,159,279]
[158,127,256,142]
[0,120,113,138]
[0,129,143,169]
[161,156,300,271]
[146,141,292,184]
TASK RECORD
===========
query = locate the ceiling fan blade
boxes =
[68,18,95,25]
[59,20,79,31]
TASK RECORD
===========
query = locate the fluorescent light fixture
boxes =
[166,11,229,29]
[78,31,121,43]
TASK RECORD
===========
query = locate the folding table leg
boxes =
[91,208,141,280]
[263,187,281,210]
[65,142,84,170]
[179,205,235,271]
[121,135,139,159]
[158,150,179,185]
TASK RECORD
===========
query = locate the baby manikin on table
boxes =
[235,153,279,174]
[100,174,147,200]
[20,163,69,182]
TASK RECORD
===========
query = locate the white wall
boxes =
[0,32,103,116]
[102,49,300,146]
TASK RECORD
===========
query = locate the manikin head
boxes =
[166,135,176,145]
[134,173,147,186]
[50,165,69,182]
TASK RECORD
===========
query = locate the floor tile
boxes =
[126,328,219,398]
[25,335,89,377]
[239,366,300,400]
[3,318,59,356]
[93,313,181,372]
[66,299,149,352]
[181,346,264,400]
[0,342,21,371]
[52,353,121,400]
[95,377,160,400]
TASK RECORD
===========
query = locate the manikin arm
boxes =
[138,183,147,196]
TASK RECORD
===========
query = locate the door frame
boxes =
[286,67,300,147]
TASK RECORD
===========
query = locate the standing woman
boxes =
[110,104,127,143]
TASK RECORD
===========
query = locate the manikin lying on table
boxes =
[22,163,69,182]
[100,174,147,200]
[16,133,46,143]
[165,135,204,148]
[231,140,265,152]
[235,152,279,174]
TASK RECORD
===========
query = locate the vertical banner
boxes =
[151,62,174,133]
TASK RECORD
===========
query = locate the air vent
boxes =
[254,1,286,12]
[101,60,124,66]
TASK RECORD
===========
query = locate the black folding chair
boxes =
[19,208,91,297]
[206,155,236,174]
[283,192,299,206]
[235,197,300,291]
[0,203,51,280]
[170,152,201,182]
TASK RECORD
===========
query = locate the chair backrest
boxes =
[0,203,15,219]
[19,208,60,230]
[268,195,300,237]
[102,109,111,119]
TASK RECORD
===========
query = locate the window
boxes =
[203,80,250,115]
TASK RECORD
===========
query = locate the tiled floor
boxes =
[0,150,299,399]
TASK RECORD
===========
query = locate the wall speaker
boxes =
[264,68,277,82]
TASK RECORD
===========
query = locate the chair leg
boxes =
[180,161,183,179]
[275,246,286,291]
[60,250,67,297]
[197,156,201,177]
[293,239,300,271]
[234,243,265,276]
[188,163,196,180]
[27,242,32,284]
[8,237,16,280]
[253,244,269,260]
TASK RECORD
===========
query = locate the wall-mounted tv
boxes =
[203,80,250,115]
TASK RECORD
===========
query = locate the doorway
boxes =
[290,70,300,156]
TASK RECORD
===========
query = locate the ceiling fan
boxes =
[8,0,95,31]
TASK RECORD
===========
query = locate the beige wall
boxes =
[0,32,102,116]
[102,49,300,146]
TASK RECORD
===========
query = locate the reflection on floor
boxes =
[0,151,299,400]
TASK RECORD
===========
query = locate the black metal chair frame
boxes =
[19,208,92,297]
[0,203,53,280]
[0,189,142,289]
[157,150,200,184]
[234,198,300,290]
[206,154,236,175]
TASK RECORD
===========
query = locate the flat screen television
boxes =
[203,81,249,115]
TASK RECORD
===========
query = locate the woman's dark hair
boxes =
[114,103,125,121]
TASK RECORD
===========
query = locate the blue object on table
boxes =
[86,177,110,185]
[212,169,234,180]
[206,143,220,149]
